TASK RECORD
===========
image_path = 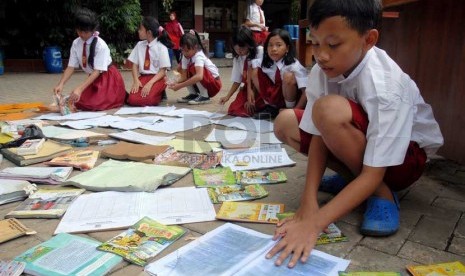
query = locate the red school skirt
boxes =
[126,74,167,106]
[228,85,266,117]
[75,65,126,111]
[187,65,222,98]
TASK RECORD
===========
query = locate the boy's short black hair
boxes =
[308,0,382,34]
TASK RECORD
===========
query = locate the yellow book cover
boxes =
[407,261,465,276]
[216,201,284,224]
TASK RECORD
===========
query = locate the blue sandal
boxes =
[360,193,400,236]
[319,174,348,194]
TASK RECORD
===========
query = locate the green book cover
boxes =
[97,216,186,266]
[193,167,236,187]
[235,170,287,185]
[339,273,401,276]
[207,184,268,203]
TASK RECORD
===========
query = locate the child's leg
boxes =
[274,109,311,153]
[126,75,166,106]
[282,72,299,108]
[177,84,199,103]
[187,83,211,105]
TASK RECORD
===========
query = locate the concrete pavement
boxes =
[0,64,464,275]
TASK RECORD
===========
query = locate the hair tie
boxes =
[189,29,195,35]
[92,31,100,37]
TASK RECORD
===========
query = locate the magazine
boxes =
[207,184,268,203]
[406,261,465,276]
[153,147,221,169]
[97,216,186,266]
[193,167,236,187]
[216,201,284,224]
[235,170,287,185]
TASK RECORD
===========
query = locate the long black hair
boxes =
[261,28,296,68]
[141,16,173,49]
[231,26,257,60]
[180,30,206,54]
[74,8,99,69]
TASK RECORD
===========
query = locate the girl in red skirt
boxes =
[250,28,307,119]
[168,30,221,105]
[53,8,126,111]
[219,27,265,117]
[127,16,173,106]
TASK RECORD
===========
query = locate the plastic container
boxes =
[214,40,225,58]
[43,46,63,73]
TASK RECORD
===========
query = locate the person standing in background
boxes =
[165,11,184,64]
[243,0,269,46]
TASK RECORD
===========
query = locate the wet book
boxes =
[235,170,287,185]
[216,201,284,224]
[207,184,268,203]
[406,261,465,276]
[193,167,236,188]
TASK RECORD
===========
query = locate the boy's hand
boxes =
[266,213,320,268]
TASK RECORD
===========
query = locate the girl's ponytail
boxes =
[88,32,99,69]
[157,25,174,49]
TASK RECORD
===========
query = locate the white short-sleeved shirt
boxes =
[181,51,219,78]
[247,3,265,32]
[251,57,308,89]
[127,39,171,74]
[68,36,112,74]
[300,47,444,167]
[231,46,264,83]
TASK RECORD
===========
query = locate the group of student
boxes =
[52,0,444,270]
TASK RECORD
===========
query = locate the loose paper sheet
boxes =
[141,117,212,134]
[205,128,282,145]
[114,106,176,115]
[109,130,175,146]
[212,117,274,133]
[35,112,106,121]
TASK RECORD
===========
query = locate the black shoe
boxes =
[177,94,198,103]
[188,95,211,105]
[253,105,279,120]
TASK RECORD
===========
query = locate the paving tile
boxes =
[449,236,465,256]
[398,240,465,264]
[408,216,456,250]
[345,246,413,274]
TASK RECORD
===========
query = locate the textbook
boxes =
[97,216,187,266]
[0,140,73,166]
[0,260,25,276]
[235,170,287,185]
[216,201,284,224]
[276,212,348,245]
[0,179,36,205]
[44,150,99,171]
[339,273,401,276]
[0,167,73,184]
[207,184,269,203]
[54,93,77,115]
[16,138,45,156]
[406,261,465,276]
[193,167,236,187]
[145,223,350,276]
[153,147,221,169]
[101,141,170,162]
[14,233,122,276]
[0,218,36,243]
[5,187,85,219]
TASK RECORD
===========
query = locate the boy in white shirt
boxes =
[269,0,443,269]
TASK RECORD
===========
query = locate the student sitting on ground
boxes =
[127,16,173,106]
[168,30,222,105]
[250,28,307,119]
[53,8,126,111]
[268,0,443,269]
[219,26,265,117]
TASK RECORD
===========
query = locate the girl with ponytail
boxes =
[53,7,126,111]
[127,16,173,106]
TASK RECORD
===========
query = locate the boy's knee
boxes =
[274,109,295,142]
[312,95,350,126]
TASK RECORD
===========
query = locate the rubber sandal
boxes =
[319,174,348,194]
[360,193,400,236]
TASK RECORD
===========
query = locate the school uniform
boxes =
[181,51,221,98]
[126,39,171,106]
[252,57,307,109]
[228,48,265,117]
[299,46,444,190]
[247,3,268,45]
[68,36,126,111]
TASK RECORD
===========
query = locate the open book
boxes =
[145,223,350,276]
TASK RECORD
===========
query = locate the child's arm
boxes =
[130,62,141,94]
[53,67,75,94]
[220,82,240,104]
[295,89,307,109]
[141,68,167,97]
[169,65,204,91]
[69,70,101,102]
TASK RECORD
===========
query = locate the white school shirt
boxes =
[181,51,219,78]
[127,39,171,74]
[251,57,308,89]
[300,47,444,167]
[230,46,264,83]
[68,36,112,74]
[247,3,265,31]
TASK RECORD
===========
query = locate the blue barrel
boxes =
[43,46,63,73]
[293,25,299,39]
[214,40,225,58]
[0,48,4,75]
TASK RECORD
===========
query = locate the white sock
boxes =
[285,100,296,108]
[197,83,209,98]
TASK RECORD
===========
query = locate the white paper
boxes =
[0,167,73,183]
[108,116,163,130]
[145,223,350,276]
[205,128,282,145]
[54,187,216,234]
[141,117,212,134]
[108,130,175,145]
[221,144,296,171]
[60,115,124,129]
[212,117,274,133]
[35,112,106,121]
[114,106,176,115]
[164,108,225,119]
[42,126,105,140]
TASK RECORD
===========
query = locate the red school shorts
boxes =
[294,100,427,191]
